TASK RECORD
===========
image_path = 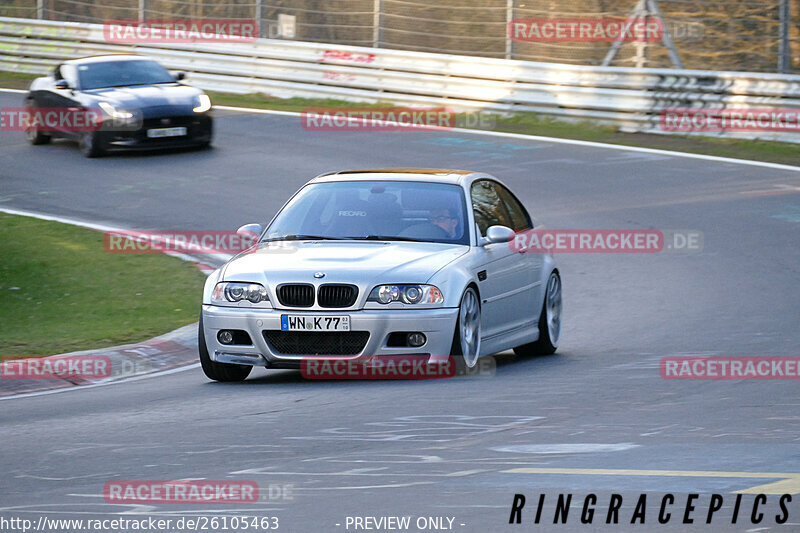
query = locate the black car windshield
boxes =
[265,181,470,245]
[77,60,176,90]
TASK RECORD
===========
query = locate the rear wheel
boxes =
[24,100,50,145]
[450,286,481,370]
[514,271,561,356]
[198,313,252,382]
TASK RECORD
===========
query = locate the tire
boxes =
[198,313,252,382]
[449,286,481,370]
[79,131,105,158]
[514,271,561,357]
[24,101,50,145]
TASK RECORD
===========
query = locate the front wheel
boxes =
[514,271,561,356]
[79,131,105,158]
[198,313,252,382]
[450,286,481,369]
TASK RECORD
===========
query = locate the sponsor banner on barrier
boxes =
[1,355,112,379]
[103,230,264,255]
[103,480,259,504]
[509,18,664,42]
[661,356,800,380]
[103,19,258,43]
[510,229,702,253]
[660,108,800,133]
[301,107,496,131]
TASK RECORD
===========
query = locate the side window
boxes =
[495,183,532,231]
[471,180,513,236]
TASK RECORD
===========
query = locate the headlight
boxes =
[368,284,443,305]
[98,101,133,119]
[193,94,212,113]
[212,282,269,304]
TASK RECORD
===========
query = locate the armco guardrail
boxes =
[2,17,800,143]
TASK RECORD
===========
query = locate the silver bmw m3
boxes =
[199,169,561,382]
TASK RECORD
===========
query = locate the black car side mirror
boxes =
[54,79,70,90]
[174,71,186,81]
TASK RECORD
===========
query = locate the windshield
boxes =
[78,60,176,90]
[266,181,470,245]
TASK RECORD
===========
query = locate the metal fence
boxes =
[1,0,798,73]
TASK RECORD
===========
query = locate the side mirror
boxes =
[236,223,263,240]
[174,71,186,81]
[483,225,515,245]
[54,79,70,90]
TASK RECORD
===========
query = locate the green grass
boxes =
[0,213,207,357]
[2,72,797,164]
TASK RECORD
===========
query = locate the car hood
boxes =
[221,241,468,303]
[86,84,201,114]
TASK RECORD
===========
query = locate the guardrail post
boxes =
[256,0,263,38]
[505,0,514,60]
[373,0,382,48]
[37,0,45,19]
[138,0,146,21]
[779,0,790,73]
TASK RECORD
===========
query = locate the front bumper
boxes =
[201,304,459,369]
[98,114,212,151]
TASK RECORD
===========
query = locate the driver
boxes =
[429,207,459,238]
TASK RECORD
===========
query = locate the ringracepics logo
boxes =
[103,481,259,504]
[103,230,262,255]
[103,19,258,43]
[661,356,800,380]
[661,108,800,133]
[509,18,663,42]
[0,107,101,132]
[301,107,496,131]
[1,355,112,379]
[510,230,702,253]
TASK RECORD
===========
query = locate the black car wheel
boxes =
[198,313,252,382]
[79,131,105,158]
[24,100,51,145]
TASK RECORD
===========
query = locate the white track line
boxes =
[0,364,201,401]
[2,87,797,171]
[214,105,800,173]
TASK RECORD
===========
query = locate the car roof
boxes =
[309,169,480,185]
[65,55,151,65]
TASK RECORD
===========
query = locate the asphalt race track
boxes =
[1,91,800,532]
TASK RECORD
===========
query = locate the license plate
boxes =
[281,315,350,332]
[147,127,187,138]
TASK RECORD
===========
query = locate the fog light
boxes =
[218,330,234,345]
[407,332,426,347]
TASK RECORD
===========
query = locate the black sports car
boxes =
[24,55,213,157]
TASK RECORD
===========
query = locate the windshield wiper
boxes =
[351,235,428,242]
[262,234,345,242]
